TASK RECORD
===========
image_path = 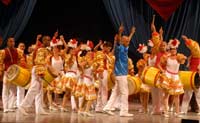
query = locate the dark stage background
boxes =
[19,0,115,48]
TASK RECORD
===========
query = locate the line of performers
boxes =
[0,18,200,118]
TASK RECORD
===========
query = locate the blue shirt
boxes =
[114,43,128,76]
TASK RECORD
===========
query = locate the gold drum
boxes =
[7,64,31,87]
[127,75,142,95]
[179,71,200,90]
[141,67,160,87]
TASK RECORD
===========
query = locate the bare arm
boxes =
[151,15,156,32]
[94,40,103,52]
[117,24,124,43]
[159,27,163,41]
[60,35,68,53]
[111,34,118,54]
[181,35,188,41]
[35,34,42,46]
[128,26,136,41]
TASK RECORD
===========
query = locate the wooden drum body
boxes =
[141,67,160,87]
[7,64,31,87]
[42,67,58,87]
[127,75,142,95]
[179,71,200,90]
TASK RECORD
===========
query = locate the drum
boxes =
[179,71,200,90]
[7,64,31,87]
[127,75,142,95]
[94,70,115,90]
[42,66,58,87]
[141,67,161,87]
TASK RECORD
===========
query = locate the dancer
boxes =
[103,24,136,117]
[94,41,113,113]
[18,35,52,115]
[160,39,186,117]
[61,38,79,112]
[76,43,96,116]
[137,44,150,113]
[46,35,66,111]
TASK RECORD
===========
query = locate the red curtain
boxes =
[146,0,183,21]
[1,0,11,5]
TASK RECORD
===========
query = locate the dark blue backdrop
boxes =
[0,0,37,47]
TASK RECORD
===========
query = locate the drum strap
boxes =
[83,75,92,81]
[166,69,178,75]
[67,70,77,74]
[41,77,63,91]
[7,48,13,63]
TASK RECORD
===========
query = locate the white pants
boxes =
[17,86,25,107]
[71,95,77,110]
[96,70,108,111]
[20,67,45,113]
[103,75,129,114]
[2,71,16,110]
[151,87,163,113]
[112,96,121,109]
[181,89,200,113]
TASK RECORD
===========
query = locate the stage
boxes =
[0,102,200,123]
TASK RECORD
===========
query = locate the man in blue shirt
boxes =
[103,24,136,117]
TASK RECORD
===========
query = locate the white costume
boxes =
[63,58,79,110]
[19,47,50,115]
[19,66,46,114]
[95,53,109,112]
[148,56,163,114]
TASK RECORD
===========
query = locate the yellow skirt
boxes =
[161,78,184,95]
[74,76,96,101]
[61,72,78,91]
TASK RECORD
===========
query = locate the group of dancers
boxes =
[0,15,200,118]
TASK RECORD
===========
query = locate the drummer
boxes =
[150,15,169,115]
[181,35,200,115]
[93,41,113,113]
[18,34,52,115]
[0,37,24,113]
[16,42,28,108]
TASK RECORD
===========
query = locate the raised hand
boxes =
[130,26,136,34]
[60,35,65,41]
[118,23,124,33]
[159,27,163,35]
[151,15,156,32]
[181,35,188,41]
[36,34,42,40]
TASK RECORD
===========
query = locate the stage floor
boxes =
[0,103,200,123]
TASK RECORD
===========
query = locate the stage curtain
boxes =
[102,0,200,60]
[0,0,37,47]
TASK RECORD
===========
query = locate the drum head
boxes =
[6,64,19,81]
[194,73,200,89]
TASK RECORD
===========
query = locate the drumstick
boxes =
[41,77,63,91]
